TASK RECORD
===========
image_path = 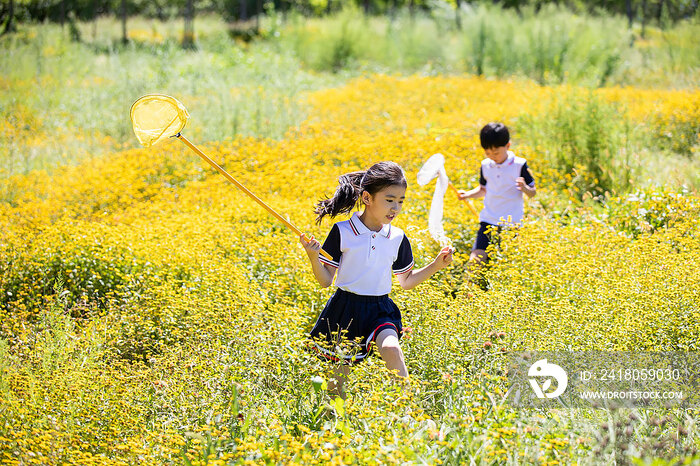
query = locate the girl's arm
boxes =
[457,185,486,200]
[300,234,336,288]
[396,247,453,291]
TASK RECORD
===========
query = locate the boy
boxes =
[458,122,536,263]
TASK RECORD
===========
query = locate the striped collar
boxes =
[349,212,391,237]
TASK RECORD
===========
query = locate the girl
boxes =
[301,161,453,397]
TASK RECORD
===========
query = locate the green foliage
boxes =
[1,13,699,465]
[650,108,700,157]
[457,3,631,86]
[518,89,633,198]
[600,186,699,238]
[272,4,700,88]
[0,17,340,177]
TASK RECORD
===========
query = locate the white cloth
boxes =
[428,166,451,247]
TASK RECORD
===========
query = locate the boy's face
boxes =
[484,142,510,164]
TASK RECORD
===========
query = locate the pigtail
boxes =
[314,171,365,224]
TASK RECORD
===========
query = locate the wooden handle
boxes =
[176,134,333,261]
[448,182,479,218]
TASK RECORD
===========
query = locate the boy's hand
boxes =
[300,234,321,257]
[516,177,536,197]
[457,189,468,200]
[434,246,454,270]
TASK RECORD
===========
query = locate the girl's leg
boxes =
[375,328,408,378]
[328,363,350,399]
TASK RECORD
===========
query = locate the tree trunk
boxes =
[61,0,66,28]
[255,0,261,32]
[363,0,370,15]
[455,0,462,30]
[2,0,16,35]
[641,0,647,38]
[626,0,633,28]
[239,0,247,21]
[121,0,127,43]
[183,0,195,48]
[91,0,98,42]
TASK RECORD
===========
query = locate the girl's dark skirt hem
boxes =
[309,288,402,365]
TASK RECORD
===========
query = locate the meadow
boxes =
[1,8,700,466]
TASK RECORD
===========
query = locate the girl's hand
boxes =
[457,189,468,200]
[434,246,454,270]
[300,234,321,257]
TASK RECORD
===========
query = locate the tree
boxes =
[120,0,127,43]
[183,0,195,47]
[1,0,17,35]
[455,0,462,30]
[626,0,633,28]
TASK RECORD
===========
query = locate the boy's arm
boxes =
[458,166,486,200]
[458,185,486,200]
[516,178,536,198]
[516,163,536,198]
[300,234,336,287]
[396,247,453,290]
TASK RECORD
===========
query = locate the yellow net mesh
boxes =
[130,94,189,147]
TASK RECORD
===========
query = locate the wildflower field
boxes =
[2,15,700,466]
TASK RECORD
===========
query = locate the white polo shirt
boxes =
[479,151,535,226]
[318,212,414,296]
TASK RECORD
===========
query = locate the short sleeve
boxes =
[479,166,487,186]
[520,162,535,187]
[392,235,414,275]
[319,223,341,268]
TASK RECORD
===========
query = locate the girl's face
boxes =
[362,184,406,226]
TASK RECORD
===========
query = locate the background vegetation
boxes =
[1,3,699,465]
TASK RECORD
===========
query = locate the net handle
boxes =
[175,134,334,262]
[447,183,479,218]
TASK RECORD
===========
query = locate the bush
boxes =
[519,88,633,199]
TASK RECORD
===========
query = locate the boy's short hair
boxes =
[480,122,510,149]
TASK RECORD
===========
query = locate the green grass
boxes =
[275,4,699,88]
[1,9,698,181]
[0,15,339,177]
[1,12,699,464]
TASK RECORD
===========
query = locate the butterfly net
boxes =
[130,94,189,147]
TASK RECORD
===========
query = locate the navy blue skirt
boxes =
[309,288,403,364]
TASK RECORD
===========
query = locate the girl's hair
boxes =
[315,161,407,224]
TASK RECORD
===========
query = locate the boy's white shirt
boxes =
[479,150,532,226]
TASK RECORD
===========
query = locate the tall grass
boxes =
[1,10,697,190]
[0,15,338,177]
[276,4,699,88]
[517,90,635,198]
